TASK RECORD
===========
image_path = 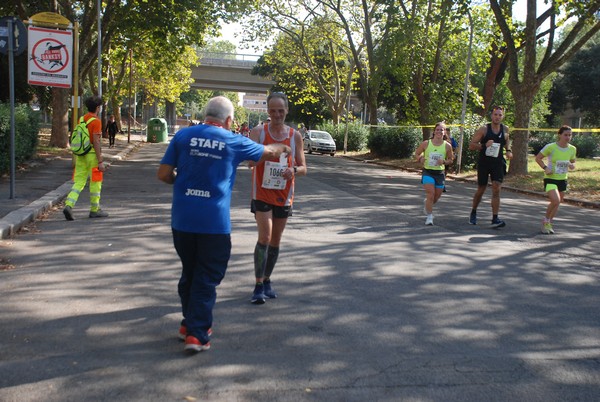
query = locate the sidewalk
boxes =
[0,138,143,239]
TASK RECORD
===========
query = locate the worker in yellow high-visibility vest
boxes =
[63,95,108,220]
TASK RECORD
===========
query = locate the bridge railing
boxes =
[197,52,260,68]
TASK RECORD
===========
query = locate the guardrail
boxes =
[197,52,260,68]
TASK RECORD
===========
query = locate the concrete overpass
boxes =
[191,52,275,93]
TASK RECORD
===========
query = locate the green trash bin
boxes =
[147,118,168,143]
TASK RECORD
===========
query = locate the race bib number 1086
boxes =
[262,160,287,189]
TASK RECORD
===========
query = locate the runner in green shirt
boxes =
[534,125,577,234]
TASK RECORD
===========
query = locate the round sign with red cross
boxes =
[27,25,72,88]
[31,37,69,73]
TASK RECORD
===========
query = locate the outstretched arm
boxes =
[157,164,175,184]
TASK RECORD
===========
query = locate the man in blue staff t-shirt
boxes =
[157,96,291,354]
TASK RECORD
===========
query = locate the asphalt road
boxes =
[1,144,598,401]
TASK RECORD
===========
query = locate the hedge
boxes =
[0,103,40,175]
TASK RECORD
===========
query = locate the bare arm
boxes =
[248,126,262,168]
[91,132,105,171]
[258,143,291,163]
[414,140,427,163]
[469,127,486,151]
[445,142,454,164]
[504,128,513,160]
[157,164,176,184]
[535,150,552,174]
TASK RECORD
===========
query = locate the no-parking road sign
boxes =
[28,25,72,88]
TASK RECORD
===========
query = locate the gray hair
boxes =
[267,92,288,108]
[204,96,234,122]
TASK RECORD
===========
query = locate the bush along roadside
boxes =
[318,121,369,152]
[0,103,40,175]
[367,126,421,159]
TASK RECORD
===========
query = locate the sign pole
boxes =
[8,19,16,199]
[72,21,79,130]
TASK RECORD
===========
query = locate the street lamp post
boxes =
[97,0,102,98]
[344,94,351,154]
[457,9,474,174]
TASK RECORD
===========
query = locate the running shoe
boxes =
[425,215,434,226]
[184,335,210,353]
[541,222,554,234]
[490,218,506,228]
[179,325,212,341]
[469,211,477,225]
[263,280,278,299]
[251,283,266,304]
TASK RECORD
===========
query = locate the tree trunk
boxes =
[49,87,70,148]
[165,101,176,132]
[110,98,123,131]
[368,96,377,129]
[508,93,534,176]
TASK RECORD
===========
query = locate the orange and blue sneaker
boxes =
[178,325,212,341]
[184,335,210,353]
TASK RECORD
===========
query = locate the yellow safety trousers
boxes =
[65,152,103,212]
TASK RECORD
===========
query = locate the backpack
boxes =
[70,116,96,156]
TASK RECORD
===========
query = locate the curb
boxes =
[341,155,600,210]
[0,143,142,239]
[0,182,73,239]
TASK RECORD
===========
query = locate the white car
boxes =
[303,130,336,156]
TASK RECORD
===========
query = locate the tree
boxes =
[1,0,254,147]
[251,29,344,125]
[243,0,399,128]
[379,0,473,139]
[550,41,600,126]
[246,4,355,125]
[489,0,600,175]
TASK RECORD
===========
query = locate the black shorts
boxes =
[251,199,292,219]
[544,178,567,192]
[477,159,505,186]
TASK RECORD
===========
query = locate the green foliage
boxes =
[571,134,600,158]
[449,127,476,170]
[529,132,600,158]
[0,103,40,174]
[378,0,475,125]
[367,127,421,158]
[528,131,557,155]
[550,42,600,126]
[317,122,369,152]
[249,9,355,126]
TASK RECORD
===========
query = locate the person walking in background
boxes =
[157,96,291,353]
[468,106,513,228]
[414,122,454,226]
[535,125,577,234]
[240,122,250,137]
[249,92,307,304]
[63,95,108,220]
[105,114,119,148]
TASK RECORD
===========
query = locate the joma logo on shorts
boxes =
[185,188,211,197]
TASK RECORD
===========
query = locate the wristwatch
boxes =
[293,166,298,174]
